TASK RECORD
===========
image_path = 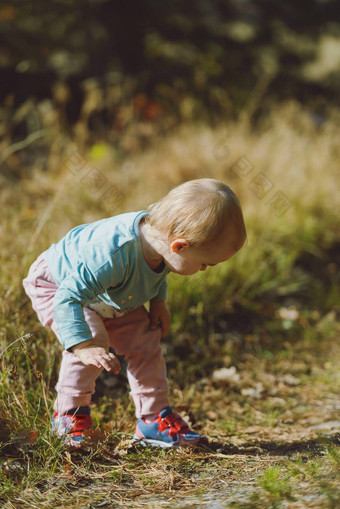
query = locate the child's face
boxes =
[164,229,245,276]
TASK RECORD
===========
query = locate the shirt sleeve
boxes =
[52,250,125,350]
[153,278,168,301]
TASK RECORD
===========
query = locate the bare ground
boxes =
[2,331,339,509]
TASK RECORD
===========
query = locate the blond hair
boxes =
[146,178,246,246]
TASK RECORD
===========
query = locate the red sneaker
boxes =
[134,407,201,448]
[51,410,92,447]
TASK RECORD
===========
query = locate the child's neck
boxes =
[139,220,165,272]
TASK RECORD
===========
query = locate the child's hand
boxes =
[71,338,121,374]
[149,300,171,337]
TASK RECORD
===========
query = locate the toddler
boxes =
[23,178,246,448]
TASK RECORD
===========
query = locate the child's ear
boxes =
[170,239,189,253]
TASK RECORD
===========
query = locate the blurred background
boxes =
[1,0,340,164]
[0,0,339,416]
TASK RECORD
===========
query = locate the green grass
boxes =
[258,466,292,499]
[1,101,340,507]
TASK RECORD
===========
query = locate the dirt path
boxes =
[1,334,339,509]
[60,336,340,508]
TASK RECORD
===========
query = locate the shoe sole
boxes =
[133,434,180,449]
[133,434,201,448]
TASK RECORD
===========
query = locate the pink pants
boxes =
[22,252,169,418]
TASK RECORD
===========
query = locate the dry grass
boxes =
[0,100,340,507]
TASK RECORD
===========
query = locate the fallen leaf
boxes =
[206,410,218,420]
[11,430,39,448]
[278,375,301,386]
[212,366,240,383]
[241,383,264,400]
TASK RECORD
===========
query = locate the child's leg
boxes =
[53,351,101,415]
[104,306,170,419]
[53,306,108,415]
[23,252,107,416]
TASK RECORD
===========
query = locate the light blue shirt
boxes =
[46,211,169,350]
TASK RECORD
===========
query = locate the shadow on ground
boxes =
[200,434,340,457]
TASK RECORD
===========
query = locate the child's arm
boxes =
[52,247,126,352]
[149,299,171,337]
[71,335,121,374]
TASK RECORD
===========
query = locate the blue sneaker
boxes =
[133,407,201,448]
[51,408,92,447]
